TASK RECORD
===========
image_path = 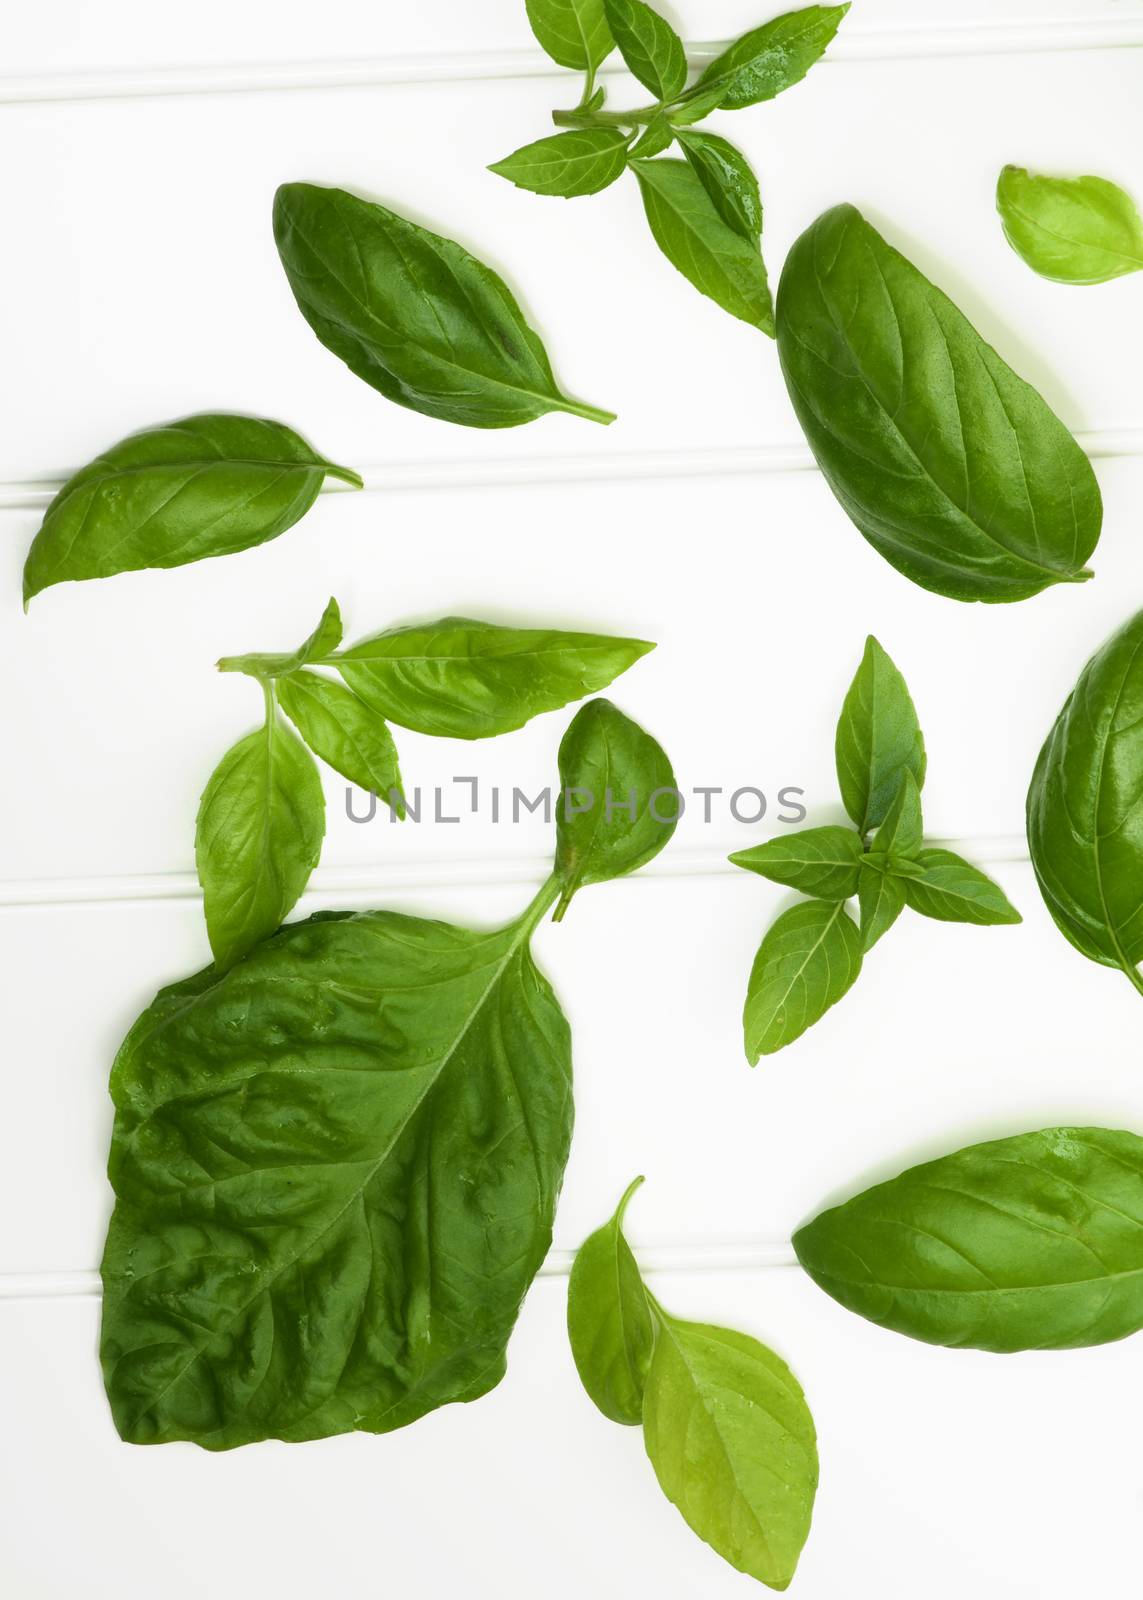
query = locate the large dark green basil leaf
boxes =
[1027,608,1143,988]
[100,887,571,1447]
[489,129,630,197]
[692,4,848,109]
[997,166,1143,285]
[333,617,652,739]
[777,205,1103,601]
[525,0,613,71]
[567,1176,654,1425]
[273,183,614,428]
[744,899,863,1059]
[194,708,325,970]
[23,416,360,607]
[835,635,926,835]
[730,825,862,900]
[276,671,405,812]
[794,1127,1143,1351]
[602,0,686,100]
[676,130,762,242]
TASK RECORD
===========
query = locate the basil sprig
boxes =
[493,4,849,331]
[568,1179,819,1589]
[732,637,1020,1057]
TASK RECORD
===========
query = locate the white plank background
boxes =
[2,3,1143,1596]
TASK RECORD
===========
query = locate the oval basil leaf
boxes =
[997,166,1143,285]
[334,617,653,739]
[1027,608,1143,985]
[902,848,1021,926]
[632,159,774,333]
[554,698,678,918]
[194,709,325,970]
[730,825,862,900]
[100,889,571,1446]
[629,114,674,159]
[676,130,762,242]
[777,204,1103,601]
[744,899,863,1060]
[273,183,614,429]
[835,635,926,836]
[23,416,361,607]
[857,859,905,951]
[525,0,614,72]
[643,1314,818,1589]
[567,1176,654,1425]
[489,129,630,198]
[218,596,344,681]
[794,1127,1143,1351]
[692,3,848,110]
[276,671,405,815]
[602,0,687,100]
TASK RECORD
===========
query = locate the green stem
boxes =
[324,462,364,490]
[1120,958,1143,1000]
[553,395,616,426]
[522,873,564,934]
[552,105,658,131]
[577,62,597,109]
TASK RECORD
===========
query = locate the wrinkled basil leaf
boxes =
[276,671,405,815]
[777,205,1103,601]
[903,849,1020,926]
[997,166,1143,285]
[603,0,687,100]
[795,1127,1143,1351]
[676,130,762,242]
[744,899,863,1059]
[730,825,862,900]
[489,129,630,197]
[525,0,614,71]
[835,635,926,836]
[692,3,848,110]
[567,1175,654,1424]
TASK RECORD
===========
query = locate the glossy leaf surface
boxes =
[603,0,687,99]
[693,4,848,109]
[744,899,863,1059]
[730,825,862,900]
[567,1176,654,1424]
[835,635,926,835]
[489,129,629,197]
[677,130,763,241]
[525,0,613,71]
[276,671,405,809]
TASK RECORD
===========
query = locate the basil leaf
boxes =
[602,0,687,100]
[554,698,679,918]
[669,86,724,126]
[857,859,905,951]
[276,671,405,816]
[744,899,863,1060]
[567,1176,654,1424]
[628,114,674,159]
[777,204,1103,601]
[903,848,1021,926]
[643,1314,818,1590]
[1027,608,1143,987]
[194,704,325,970]
[100,883,571,1446]
[22,416,360,607]
[730,825,862,900]
[273,183,614,428]
[333,617,653,739]
[871,770,923,859]
[794,1127,1143,1352]
[525,0,614,72]
[632,159,775,332]
[676,130,762,241]
[997,166,1143,285]
[218,596,343,680]
[489,129,629,197]
[835,635,926,836]
[692,3,849,110]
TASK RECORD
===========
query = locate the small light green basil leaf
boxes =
[871,770,923,859]
[693,3,849,110]
[835,636,926,835]
[902,848,1021,926]
[857,859,905,951]
[489,129,629,197]
[629,115,674,159]
[554,699,678,919]
[777,205,1103,601]
[643,1313,818,1589]
[194,707,325,970]
[676,130,762,241]
[632,159,774,333]
[794,1126,1143,1352]
[525,0,614,71]
[884,853,925,880]
[217,597,343,680]
[274,183,614,429]
[276,671,406,818]
[585,85,607,111]
[334,618,653,739]
[23,417,361,607]
[997,166,1143,285]
[567,1176,654,1425]
[669,86,725,126]
[744,899,863,1060]
[730,825,862,899]
[602,0,687,100]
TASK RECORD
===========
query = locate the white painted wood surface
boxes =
[2,4,1142,1595]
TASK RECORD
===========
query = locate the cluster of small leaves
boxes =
[567,1179,818,1589]
[493,3,850,332]
[732,637,1021,1059]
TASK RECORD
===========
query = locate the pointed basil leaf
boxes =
[602,0,687,100]
[730,825,862,899]
[669,86,725,126]
[744,899,863,1060]
[567,1176,654,1425]
[794,1127,1143,1352]
[857,859,905,951]
[276,671,406,817]
[490,129,629,197]
[871,770,923,859]
[835,636,926,836]
[217,597,343,681]
[273,183,614,429]
[676,130,762,241]
[692,3,849,110]
[100,880,571,1446]
[629,114,674,159]
[902,848,1021,926]
[997,166,1143,285]
[776,205,1103,601]
[643,1313,818,1589]
[194,705,325,970]
[23,416,361,607]
[525,0,614,72]
[554,699,678,918]
[332,618,653,739]
[632,159,774,333]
